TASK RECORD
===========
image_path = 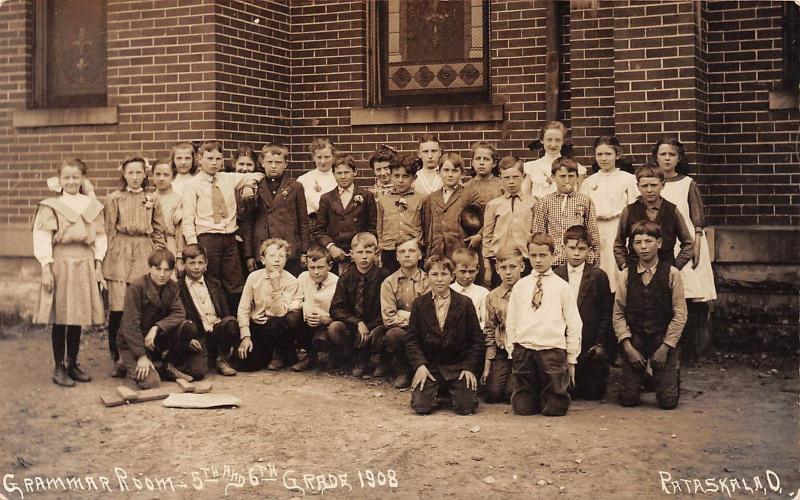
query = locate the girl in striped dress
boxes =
[33,159,107,386]
[103,153,167,375]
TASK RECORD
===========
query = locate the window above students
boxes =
[33,0,107,109]
[371,0,491,107]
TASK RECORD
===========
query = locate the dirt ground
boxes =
[0,326,798,500]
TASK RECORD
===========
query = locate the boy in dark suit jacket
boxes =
[313,154,377,275]
[242,142,310,277]
[554,225,614,400]
[405,255,484,415]
[117,249,190,389]
[177,243,240,379]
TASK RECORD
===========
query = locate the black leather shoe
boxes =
[53,362,75,387]
[67,361,92,382]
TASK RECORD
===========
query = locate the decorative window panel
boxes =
[377,0,490,106]
[35,0,107,108]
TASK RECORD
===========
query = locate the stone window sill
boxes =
[13,106,118,128]
[350,103,503,126]
[768,90,798,111]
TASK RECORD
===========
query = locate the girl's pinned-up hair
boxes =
[309,137,336,157]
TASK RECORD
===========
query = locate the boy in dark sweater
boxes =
[613,221,687,409]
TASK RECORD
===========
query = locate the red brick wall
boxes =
[0,0,796,232]
[215,0,291,147]
[704,1,799,226]
[287,0,555,178]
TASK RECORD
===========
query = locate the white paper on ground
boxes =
[162,393,241,409]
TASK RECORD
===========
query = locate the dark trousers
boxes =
[484,348,513,404]
[118,321,193,389]
[175,317,240,379]
[572,350,610,400]
[234,313,301,372]
[197,233,245,302]
[510,345,571,416]
[411,367,478,415]
[295,321,330,353]
[381,250,399,274]
[326,321,384,358]
[618,336,680,410]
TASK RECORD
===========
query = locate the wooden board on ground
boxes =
[100,380,212,407]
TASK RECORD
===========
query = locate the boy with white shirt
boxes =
[506,232,583,416]
[236,238,303,371]
[553,226,614,400]
[292,244,339,371]
[450,248,489,330]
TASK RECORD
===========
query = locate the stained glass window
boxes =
[34,0,107,108]
[376,0,490,106]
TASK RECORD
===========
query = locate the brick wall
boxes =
[215,0,291,147]
[704,1,799,226]
[0,0,796,234]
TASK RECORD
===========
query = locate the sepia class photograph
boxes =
[0,0,798,498]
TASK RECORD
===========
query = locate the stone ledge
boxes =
[0,224,33,257]
[768,89,798,111]
[350,103,504,126]
[711,225,800,264]
[13,106,118,128]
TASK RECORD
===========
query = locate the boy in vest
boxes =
[613,165,693,271]
[613,221,687,409]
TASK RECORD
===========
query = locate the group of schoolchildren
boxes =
[32,121,717,417]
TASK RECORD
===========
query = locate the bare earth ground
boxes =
[0,326,798,500]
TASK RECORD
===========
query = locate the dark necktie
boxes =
[355,275,366,317]
[511,194,519,212]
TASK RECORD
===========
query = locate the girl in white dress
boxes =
[580,136,639,292]
[33,159,107,386]
[523,121,586,198]
[654,137,717,358]
[413,133,443,196]
[297,137,338,219]
[169,142,198,196]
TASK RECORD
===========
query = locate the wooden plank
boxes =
[101,381,213,407]
[116,386,139,401]
[176,379,195,392]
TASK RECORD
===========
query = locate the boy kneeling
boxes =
[506,233,582,416]
[406,255,483,415]
[117,249,191,389]
[177,243,240,378]
[613,221,686,410]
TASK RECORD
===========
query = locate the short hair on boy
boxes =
[438,151,464,171]
[495,246,523,263]
[563,225,590,245]
[630,220,662,240]
[551,156,579,175]
[368,145,397,169]
[259,238,290,257]
[197,140,223,156]
[471,140,497,158]
[309,137,336,157]
[424,254,454,274]
[417,133,441,147]
[451,247,479,267]
[171,141,198,175]
[635,164,665,184]
[395,234,421,250]
[118,152,150,191]
[350,232,378,251]
[333,153,357,175]
[497,155,524,173]
[148,248,176,269]
[389,156,418,176]
[305,243,331,264]
[528,232,555,254]
[261,142,289,159]
[182,243,207,261]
